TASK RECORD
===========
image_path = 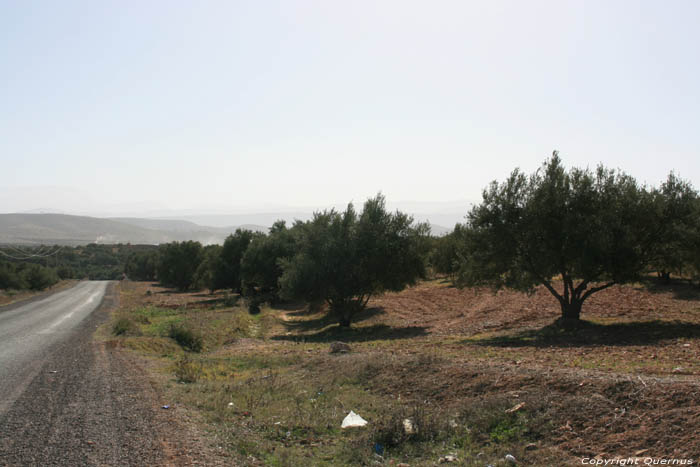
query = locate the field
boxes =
[110,278,700,466]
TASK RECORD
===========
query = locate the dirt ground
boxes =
[114,278,700,465]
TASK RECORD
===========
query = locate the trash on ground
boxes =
[374,443,384,455]
[161,405,170,409]
[438,455,458,463]
[505,402,525,413]
[403,418,416,434]
[505,453,517,464]
[341,411,367,428]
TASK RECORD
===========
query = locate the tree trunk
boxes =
[559,299,582,327]
[338,315,352,327]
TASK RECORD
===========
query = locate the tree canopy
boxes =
[157,241,203,291]
[241,220,298,301]
[212,229,255,293]
[457,153,695,325]
[279,194,429,326]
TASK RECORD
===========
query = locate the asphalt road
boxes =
[0,281,179,466]
[0,281,110,415]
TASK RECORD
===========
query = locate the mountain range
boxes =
[0,213,453,245]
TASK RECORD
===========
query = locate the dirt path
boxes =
[0,283,208,466]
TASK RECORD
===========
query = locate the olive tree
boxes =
[650,172,698,281]
[158,241,203,291]
[212,229,255,293]
[457,153,677,326]
[241,220,298,300]
[279,194,429,327]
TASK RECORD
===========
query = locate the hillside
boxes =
[0,213,448,245]
[0,214,245,245]
[0,214,170,245]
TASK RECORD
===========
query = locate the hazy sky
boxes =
[1,0,699,215]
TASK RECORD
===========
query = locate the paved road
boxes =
[0,281,110,415]
[0,282,211,466]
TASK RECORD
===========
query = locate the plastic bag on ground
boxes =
[341,411,368,428]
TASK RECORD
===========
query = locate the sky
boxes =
[1,0,699,216]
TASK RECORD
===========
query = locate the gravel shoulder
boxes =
[0,282,208,466]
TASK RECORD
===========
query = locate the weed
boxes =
[112,317,139,336]
[174,354,203,383]
[372,404,445,448]
[169,323,203,352]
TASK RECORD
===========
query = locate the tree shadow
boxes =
[640,277,700,301]
[271,323,428,343]
[155,287,192,295]
[467,319,700,348]
[281,306,386,332]
[191,295,240,307]
[270,300,308,312]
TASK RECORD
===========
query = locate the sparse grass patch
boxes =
[122,336,181,356]
[174,353,203,383]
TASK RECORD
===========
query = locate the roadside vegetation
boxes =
[111,275,700,465]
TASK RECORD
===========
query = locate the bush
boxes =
[25,264,59,290]
[112,317,139,336]
[174,354,202,383]
[168,322,203,352]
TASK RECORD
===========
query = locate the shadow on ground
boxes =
[641,277,700,301]
[281,306,386,332]
[272,321,428,343]
[467,319,700,348]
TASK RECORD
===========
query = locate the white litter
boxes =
[341,411,368,428]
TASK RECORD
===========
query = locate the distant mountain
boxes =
[156,213,314,228]
[0,214,268,246]
[109,217,207,232]
[156,213,456,235]
[0,212,451,246]
[0,214,170,245]
[427,224,451,236]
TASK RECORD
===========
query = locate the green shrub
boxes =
[113,317,138,336]
[168,323,203,352]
